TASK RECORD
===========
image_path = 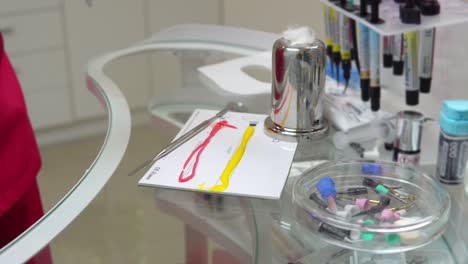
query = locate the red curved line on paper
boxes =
[178,120,237,183]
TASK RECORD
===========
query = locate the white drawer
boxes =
[0,0,60,14]
[24,88,73,129]
[10,50,68,94]
[0,10,63,54]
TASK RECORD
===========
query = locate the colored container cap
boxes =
[362,164,383,175]
[381,209,400,222]
[375,184,390,194]
[420,0,440,16]
[381,209,394,221]
[393,61,404,76]
[442,100,468,120]
[356,198,370,210]
[317,177,336,199]
[399,4,421,24]
[440,100,468,136]
[385,234,401,245]
[361,219,376,241]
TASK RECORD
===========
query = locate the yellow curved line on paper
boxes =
[207,125,255,192]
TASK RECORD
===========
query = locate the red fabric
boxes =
[212,250,241,264]
[0,181,52,264]
[0,34,42,215]
[0,33,50,263]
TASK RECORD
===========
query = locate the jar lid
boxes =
[442,100,468,120]
[440,101,468,136]
[440,113,468,136]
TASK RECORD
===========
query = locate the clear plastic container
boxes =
[292,160,451,254]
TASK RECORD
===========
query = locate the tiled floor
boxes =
[36,125,189,263]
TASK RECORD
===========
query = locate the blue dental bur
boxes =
[317,177,338,213]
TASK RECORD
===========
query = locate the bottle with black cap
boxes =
[359,0,368,17]
[358,23,370,102]
[419,0,440,16]
[418,28,435,93]
[340,0,346,8]
[383,36,393,68]
[340,15,353,90]
[437,100,468,185]
[393,111,424,166]
[400,0,421,24]
[323,5,334,71]
[403,31,419,106]
[393,34,404,75]
[369,29,381,111]
[340,0,354,11]
[350,19,360,71]
[331,11,342,85]
[369,0,384,24]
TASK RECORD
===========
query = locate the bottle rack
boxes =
[320,0,468,35]
[320,0,468,166]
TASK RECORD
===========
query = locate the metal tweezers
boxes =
[128,101,245,176]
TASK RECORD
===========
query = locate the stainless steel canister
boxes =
[393,110,425,165]
[264,35,328,141]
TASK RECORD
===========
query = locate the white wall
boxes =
[223,0,325,39]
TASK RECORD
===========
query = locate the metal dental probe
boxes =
[128,102,245,176]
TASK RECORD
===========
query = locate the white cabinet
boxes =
[11,49,72,128]
[11,50,68,94]
[1,3,73,130]
[0,0,60,15]
[1,0,223,133]
[64,0,149,119]
[0,10,64,54]
[23,88,72,129]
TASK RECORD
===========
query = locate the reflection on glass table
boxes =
[1,24,466,264]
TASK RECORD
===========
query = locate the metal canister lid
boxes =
[394,110,424,152]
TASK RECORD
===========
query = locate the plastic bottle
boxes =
[437,100,468,185]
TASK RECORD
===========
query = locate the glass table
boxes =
[0,24,466,264]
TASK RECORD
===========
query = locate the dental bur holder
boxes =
[264,34,329,141]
